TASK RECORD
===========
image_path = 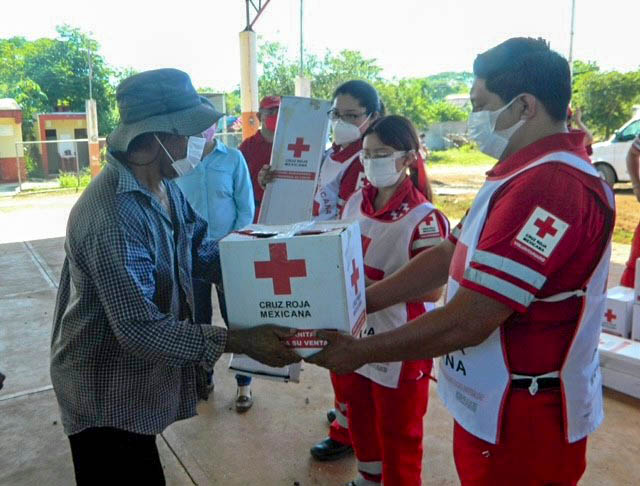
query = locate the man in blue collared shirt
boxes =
[176,125,256,411]
[50,69,300,485]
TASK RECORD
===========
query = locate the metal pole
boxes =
[299,0,304,75]
[87,46,93,100]
[15,143,22,193]
[74,141,80,191]
[568,0,576,76]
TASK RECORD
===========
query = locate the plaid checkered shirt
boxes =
[51,153,227,436]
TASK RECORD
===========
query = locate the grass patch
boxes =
[429,146,495,166]
[58,168,92,189]
[614,193,639,245]
[434,194,475,222]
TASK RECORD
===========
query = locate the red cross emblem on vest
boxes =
[534,216,558,238]
[350,259,360,294]
[254,243,307,295]
[604,309,617,323]
[288,137,311,158]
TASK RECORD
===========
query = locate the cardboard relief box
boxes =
[632,304,640,343]
[602,286,635,338]
[598,332,640,399]
[220,220,367,381]
[257,96,331,225]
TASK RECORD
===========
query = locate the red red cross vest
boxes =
[439,151,614,444]
[314,150,364,221]
[343,189,437,388]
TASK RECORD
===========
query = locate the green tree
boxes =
[573,69,640,138]
[0,25,118,138]
[310,49,383,100]
[256,41,382,102]
[254,40,469,129]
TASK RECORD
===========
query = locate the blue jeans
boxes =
[193,278,251,387]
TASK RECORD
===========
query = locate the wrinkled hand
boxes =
[234,325,302,368]
[258,164,276,189]
[305,330,367,374]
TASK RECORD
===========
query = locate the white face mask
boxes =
[331,114,371,146]
[467,96,525,159]
[154,134,206,177]
[362,151,406,188]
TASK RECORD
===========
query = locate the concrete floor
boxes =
[1,236,639,485]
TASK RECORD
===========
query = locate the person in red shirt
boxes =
[339,115,449,486]
[621,135,640,287]
[309,38,615,486]
[238,96,280,222]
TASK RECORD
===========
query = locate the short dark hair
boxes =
[363,115,433,201]
[333,80,385,116]
[473,37,571,121]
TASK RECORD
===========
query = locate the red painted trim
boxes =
[0,156,26,182]
[38,113,85,121]
[0,110,22,123]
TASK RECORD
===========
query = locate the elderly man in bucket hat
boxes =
[50,69,301,485]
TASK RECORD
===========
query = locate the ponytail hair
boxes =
[363,115,433,201]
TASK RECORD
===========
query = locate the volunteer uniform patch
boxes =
[418,214,440,237]
[512,206,569,264]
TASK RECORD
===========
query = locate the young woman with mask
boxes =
[338,115,450,486]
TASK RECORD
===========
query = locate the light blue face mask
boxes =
[154,134,206,177]
[467,95,526,159]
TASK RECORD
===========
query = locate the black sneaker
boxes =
[310,437,353,461]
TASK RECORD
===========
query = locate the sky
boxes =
[3,0,640,91]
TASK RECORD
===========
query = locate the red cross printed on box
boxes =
[604,309,617,323]
[287,137,311,158]
[350,259,360,294]
[254,243,307,295]
[534,216,558,238]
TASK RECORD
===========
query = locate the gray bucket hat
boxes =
[107,68,224,152]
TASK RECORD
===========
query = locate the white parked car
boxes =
[591,115,640,185]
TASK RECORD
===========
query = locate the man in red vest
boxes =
[239,96,280,222]
[309,38,615,486]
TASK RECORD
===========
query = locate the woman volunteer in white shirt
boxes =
[339,115,449,486]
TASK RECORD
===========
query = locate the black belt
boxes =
[512,377,560,389]
[511,376,560,395]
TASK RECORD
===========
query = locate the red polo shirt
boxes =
[238,130,272,219]
[450,132,615,374]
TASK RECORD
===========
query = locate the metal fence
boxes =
[14,138,107,192]
[13,132,244,192]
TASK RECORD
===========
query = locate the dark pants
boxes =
[193,278,251,387]
[69,427,165,485]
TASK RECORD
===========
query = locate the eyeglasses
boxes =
[327,109,368,123]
